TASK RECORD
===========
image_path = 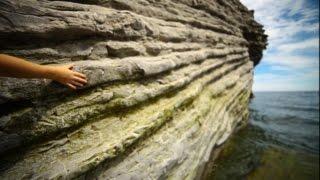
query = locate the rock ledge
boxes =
[0,0,266,179]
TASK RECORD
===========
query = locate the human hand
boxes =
[45,64,87,90]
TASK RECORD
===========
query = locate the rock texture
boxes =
[0,0,267,179]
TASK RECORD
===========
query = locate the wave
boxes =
[268,104,319,112]
[249,92,319,155]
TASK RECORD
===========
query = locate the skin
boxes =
[0,54,87,89]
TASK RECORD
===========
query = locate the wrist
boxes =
[42,65,56,80]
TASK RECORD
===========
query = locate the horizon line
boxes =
[253,90,319,92]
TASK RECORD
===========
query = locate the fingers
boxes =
[73,76,87,84]
[67,74,87,90]
[73,71,86,79]
[66,80,84,90]
[61,64,88,90]
[71,80,84,87]
[63,64,86,79]
[66,83,77,90]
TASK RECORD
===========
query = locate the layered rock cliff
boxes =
[0,0,267,179]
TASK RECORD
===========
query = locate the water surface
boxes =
[204,91,319,180]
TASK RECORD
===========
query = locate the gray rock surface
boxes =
[0,0,267,179]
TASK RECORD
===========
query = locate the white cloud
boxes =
[277,38,319,52]
[241,0,318,46]
[288,0,305,16]
[263,54,318,69]
[241,0,319,91]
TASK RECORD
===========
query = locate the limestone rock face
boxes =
[0,0,267,179]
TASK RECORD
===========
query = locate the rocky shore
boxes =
[0,0,267,179]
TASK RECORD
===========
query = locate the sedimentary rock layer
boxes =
[0,0,267,179]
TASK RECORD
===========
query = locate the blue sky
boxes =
[240,0,319,91]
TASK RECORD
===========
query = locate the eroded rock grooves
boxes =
[0,0,267,179]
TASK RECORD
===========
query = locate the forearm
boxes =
[0,54,53,79]
[0,54,87,89]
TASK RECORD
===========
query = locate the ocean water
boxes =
[203,91,319,180]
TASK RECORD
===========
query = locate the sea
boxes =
[203,91,319,180]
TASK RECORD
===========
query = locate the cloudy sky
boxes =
[240,0,319,91]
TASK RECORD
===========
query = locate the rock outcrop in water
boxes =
[0,0,267,179]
